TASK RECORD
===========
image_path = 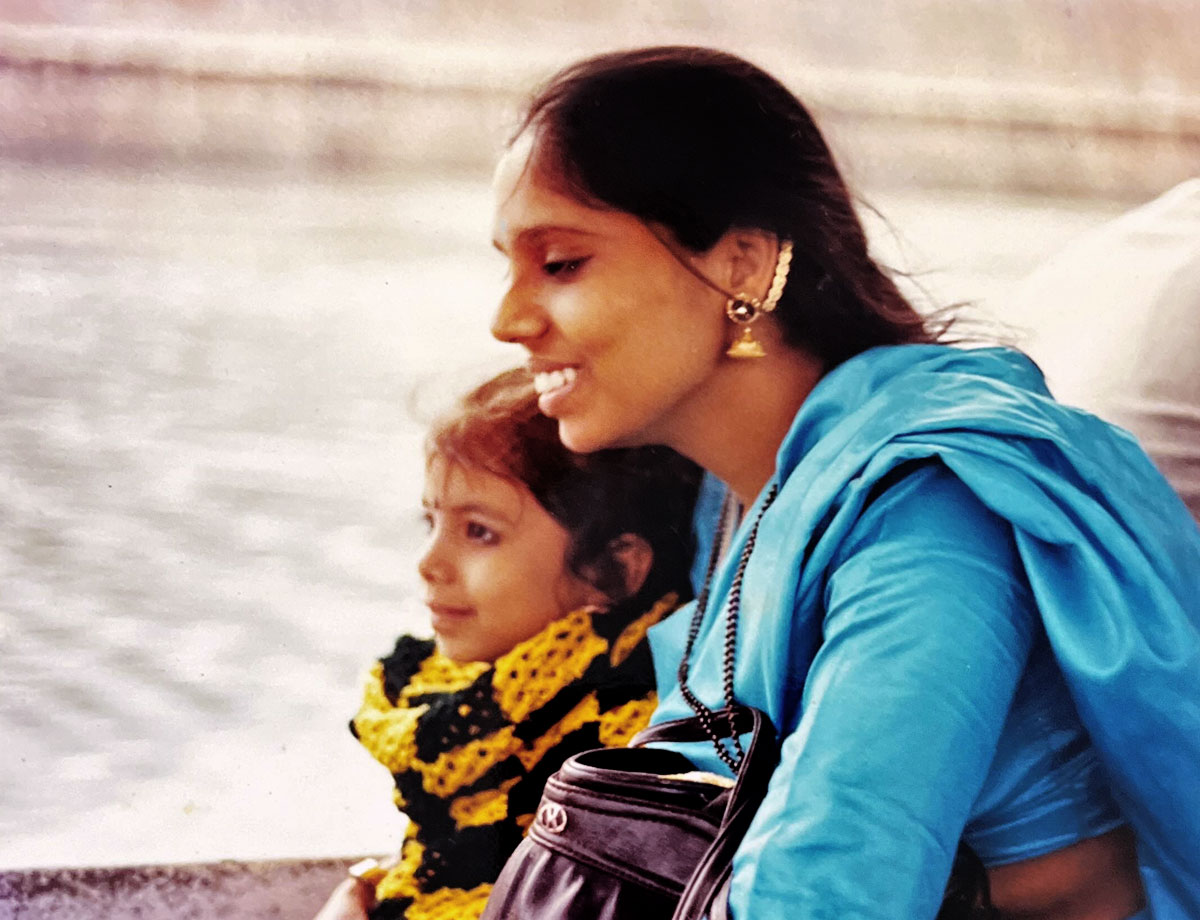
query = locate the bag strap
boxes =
[632,706,779,920]
[674,706,777,920]
[709,877,732,920]
[630,705,761,748]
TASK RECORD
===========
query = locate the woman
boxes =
[487,47,1200,920]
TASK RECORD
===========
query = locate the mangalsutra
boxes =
[676,484,779,770]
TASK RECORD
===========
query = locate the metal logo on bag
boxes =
[536,801,568,834]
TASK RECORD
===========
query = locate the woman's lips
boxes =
[532,366,579,415]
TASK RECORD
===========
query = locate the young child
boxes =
[316,367,701,920]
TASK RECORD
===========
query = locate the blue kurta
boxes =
[649,345,1200,919]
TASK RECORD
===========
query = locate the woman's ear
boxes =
[708,228,780,302]
[601,533,654,603]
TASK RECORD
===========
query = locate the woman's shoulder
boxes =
[834,458,1020,571]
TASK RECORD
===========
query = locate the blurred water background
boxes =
[1,0,1195,871]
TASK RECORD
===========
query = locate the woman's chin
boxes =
[554,418,601,454]
[565,427,662,456]
[557,421,626,455]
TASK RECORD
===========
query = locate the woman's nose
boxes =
[491,282,548,345]
[417,539,453,586]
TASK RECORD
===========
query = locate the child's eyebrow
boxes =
[423,499,516,524]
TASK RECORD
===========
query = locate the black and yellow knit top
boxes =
[349,592,679,920]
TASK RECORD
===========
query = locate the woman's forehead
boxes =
[492,175,642,260]
[491,130,536,206]
[492,135,612,246]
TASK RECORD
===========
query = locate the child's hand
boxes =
[312,877,374,920]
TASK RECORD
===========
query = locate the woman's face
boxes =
[418,458,606,663]
[490,135,730,455]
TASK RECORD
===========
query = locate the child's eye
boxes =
[465,521,499,545]
[542,257,589,279]
[420,511,434,533]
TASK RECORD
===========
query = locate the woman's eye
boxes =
[465,521,499,545]
[542,257,588,279]
[420,511,434,532]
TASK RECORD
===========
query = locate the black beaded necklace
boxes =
[676,483,779,771]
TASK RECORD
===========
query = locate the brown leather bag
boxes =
[481,705,776,920]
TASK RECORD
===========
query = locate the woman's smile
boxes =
[530,363,580,414]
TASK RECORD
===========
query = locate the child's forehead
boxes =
[422,457,529,520]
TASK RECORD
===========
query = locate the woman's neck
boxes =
[670,342,825,506]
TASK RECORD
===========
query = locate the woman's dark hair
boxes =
[514,46,946,368]
[427,367,700,605]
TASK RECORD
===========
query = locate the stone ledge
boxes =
[0,857,358,920]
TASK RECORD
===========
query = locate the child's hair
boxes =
[427,367,702,604]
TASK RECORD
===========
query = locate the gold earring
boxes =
[725,296,765,358]
[724,240,793,360]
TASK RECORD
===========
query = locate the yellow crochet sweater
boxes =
[350,593,679,920]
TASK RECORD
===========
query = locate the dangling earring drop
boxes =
[725,296,765,358]
[725,240,793,359]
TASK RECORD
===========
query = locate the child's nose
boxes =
[417,540,453,585]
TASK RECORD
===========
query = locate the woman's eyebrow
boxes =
[493,225,599,254]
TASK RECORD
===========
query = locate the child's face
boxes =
[418,457,608,662]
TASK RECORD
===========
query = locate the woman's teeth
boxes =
[533,367,577,395]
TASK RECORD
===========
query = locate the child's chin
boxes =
[434,636,485,664]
